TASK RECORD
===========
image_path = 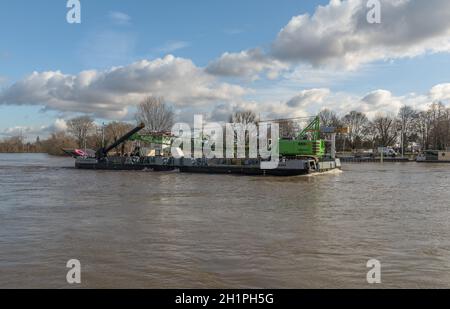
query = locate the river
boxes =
[1,153,450,288]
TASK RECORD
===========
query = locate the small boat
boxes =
[416,150,450,163]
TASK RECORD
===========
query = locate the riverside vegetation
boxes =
[2,99,450,156]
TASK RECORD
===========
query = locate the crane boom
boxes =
[96,123,145,159]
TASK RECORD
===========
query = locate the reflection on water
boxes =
[1,153,450,288]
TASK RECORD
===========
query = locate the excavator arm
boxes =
[96,123,146,159]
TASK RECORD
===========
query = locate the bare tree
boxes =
[104,121,134,155]
[41,132,78,156]
[415,110,432,150]
[105,122,134,143]
[417,102,450,150]
[398,105,418,154]
[229,110,258,125]
[229,109,259,137]
[67,116,95,148]
[277,120,297,139]
[319,109,341,128]
[228,110,259,158]
[372,114,398,147]
[0,136,23,153]
[342,111,370,150]
[136,97,174,132]
[430,102,450,150]
[439,107,450,150]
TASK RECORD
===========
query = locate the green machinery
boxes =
[278,116,325,158]
[128,116,326,159]
[129,133,172,145]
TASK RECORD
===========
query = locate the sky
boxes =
[1,0,450,140]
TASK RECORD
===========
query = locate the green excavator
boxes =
[278,116,325,158]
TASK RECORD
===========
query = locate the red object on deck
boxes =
[74,149,87,157]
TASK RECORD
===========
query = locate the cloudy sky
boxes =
[1,0,450,139]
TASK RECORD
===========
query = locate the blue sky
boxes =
[1,0,324,76]
[1,0,450,139]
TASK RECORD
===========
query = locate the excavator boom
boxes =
[96,123,145,159]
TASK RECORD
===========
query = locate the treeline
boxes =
[0,120,138,156]
[318,102,450,152]
[1,98,449,155]
[0,133,76,155]
[0,97,172,156]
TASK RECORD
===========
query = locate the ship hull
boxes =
[75,157,341,177]
[75,161,175,171]
[178,166,310,176]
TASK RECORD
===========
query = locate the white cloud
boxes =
[430,83,450,102]
[272,0,450,69]
[54,118,68,132]
[297,89,402,119]
[206,0,450,81]
[209,103,235,122]
[0,55,248,119]
[282,64,363,87]
[3,0,450,126]
[249,84,445,121]
[206,48,288,80]
[362,89,399,106]
[0,118,67,139]
[156,41,190,53]
[360,89,404,117]
[286,88,331,108]
[203,84,438,123]
[207,100,267,122]
[108,11,131,25]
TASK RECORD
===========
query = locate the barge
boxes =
[75,156,341,176]
[72,117,342,176]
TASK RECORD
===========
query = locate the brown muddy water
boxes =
[1,153,450,288]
